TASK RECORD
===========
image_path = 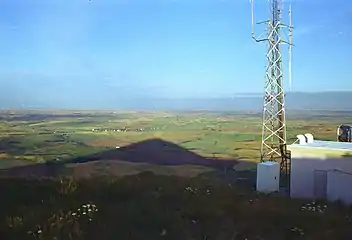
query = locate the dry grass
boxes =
[0,153,11,158]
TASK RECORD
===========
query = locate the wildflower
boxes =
[300,201,327,213]
[290,227,304,235]
[160,229,167,236]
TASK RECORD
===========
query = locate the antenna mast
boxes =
[251,0,294,176]
[289,5,293,92]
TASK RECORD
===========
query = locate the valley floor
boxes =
[0,110,342,178]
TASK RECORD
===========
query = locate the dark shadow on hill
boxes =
[0,138,257,187]
[71,138,237,168]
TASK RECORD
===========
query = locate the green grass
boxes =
[1,173,352,240]
[0,111,344,166]
[179,132,259,158]
[0,111,351,239]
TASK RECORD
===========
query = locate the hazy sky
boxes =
[0,0,351,99]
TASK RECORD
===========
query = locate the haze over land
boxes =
[1,0,351,111]
[1,86,351,111]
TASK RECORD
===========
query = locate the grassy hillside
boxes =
[2,173,352,240]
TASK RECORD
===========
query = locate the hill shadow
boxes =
[71,138,237,168]
[0,138,257,187]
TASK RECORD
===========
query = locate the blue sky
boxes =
[0,0,351,99]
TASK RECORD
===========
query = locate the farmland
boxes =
[1,110,352,239]
[0,110,341,172]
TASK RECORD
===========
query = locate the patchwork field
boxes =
[1,110,352,239]
[0,111,342,164]
[0,110,344,177]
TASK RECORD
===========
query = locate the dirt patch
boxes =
[87,140,128,148]
[0,153,11,158]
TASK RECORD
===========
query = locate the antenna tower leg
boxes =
[260,0,289,177]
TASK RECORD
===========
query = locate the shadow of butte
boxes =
[70,138,238,169]
[0,138,257,179]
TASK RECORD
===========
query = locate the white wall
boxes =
[256,162,280,193]
[290,152,352,200]
[327,170,352,205]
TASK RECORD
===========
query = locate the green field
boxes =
[1,110,352,239]
[0,110,340,171]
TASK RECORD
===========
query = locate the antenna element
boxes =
[251,0,294,178]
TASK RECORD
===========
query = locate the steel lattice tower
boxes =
[251,0,293,176]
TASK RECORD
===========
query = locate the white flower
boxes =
[160,229,167,236]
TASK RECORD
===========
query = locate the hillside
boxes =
[2,173,352,240]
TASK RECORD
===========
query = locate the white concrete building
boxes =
[288,134,352,205]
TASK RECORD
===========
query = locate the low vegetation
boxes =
[0,110,351,239]
[1,172,352,240]
[0,110,341,168]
